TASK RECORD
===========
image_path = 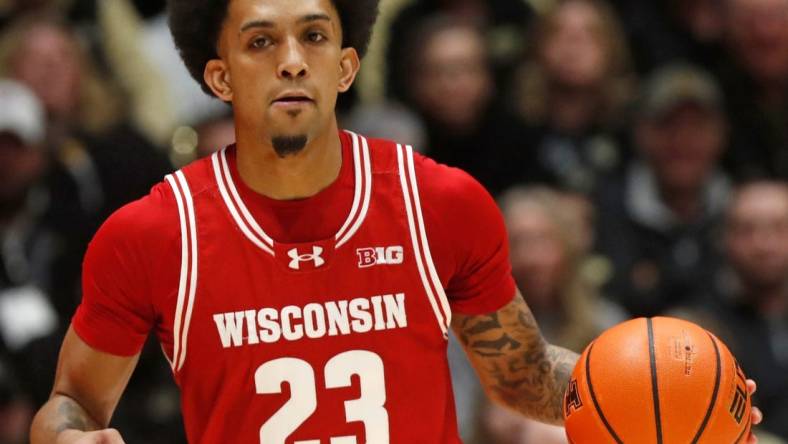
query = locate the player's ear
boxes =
[204,59,233,102]
[337,47,360,93]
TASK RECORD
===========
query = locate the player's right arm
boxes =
[30,326,139,443]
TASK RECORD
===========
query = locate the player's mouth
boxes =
[271,91,315,108]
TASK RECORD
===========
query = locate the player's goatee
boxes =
[272,134,308,158]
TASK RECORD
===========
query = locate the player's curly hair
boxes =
[168,0,380,96]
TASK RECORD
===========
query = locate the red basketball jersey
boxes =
[74,131,516,443]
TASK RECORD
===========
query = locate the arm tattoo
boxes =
[453,292,578,424]
[54,397,100,434]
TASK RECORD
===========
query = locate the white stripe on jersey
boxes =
[165,171,198,371]
[211,152,275,255]
[164,174,187,370]
[404,146,452,329]
[334,131,362,241]
[336,134,372,248]
[396,144,449,337]
[175,171,198,372]
[219,149,275,248]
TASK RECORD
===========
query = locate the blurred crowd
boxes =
[0,0,786,443]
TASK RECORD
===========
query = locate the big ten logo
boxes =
[357,246,404,268]
[564,378,583,417]
[729,361,748,424]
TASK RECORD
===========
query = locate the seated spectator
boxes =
[715,181,788,440]
[385,0,533,106]
[511,0,635,194]
[342,101,426,152]
[719,0,788,180]
[449,185,624,442]
[400,16,531,195]
[609,0,726,75]
[0,78,79,411]
[594,64,730,317]
[500,186,624,352]
[0,13,172,221]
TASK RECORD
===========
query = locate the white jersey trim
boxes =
[211,152,274,255]
[165,171,199,372]
[219,149,275,248]
[334,131,363,241]
[405,146,452,327]
[175,171,198,372]
[211,131,371,253]
[396,144,450,337]
[336,133,372,248]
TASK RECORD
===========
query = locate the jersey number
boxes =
[255,350,390,444]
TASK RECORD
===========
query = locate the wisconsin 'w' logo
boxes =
[729,362,748,424]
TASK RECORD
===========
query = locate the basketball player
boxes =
[29,0,761,442]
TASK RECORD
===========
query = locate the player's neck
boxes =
[235,120,343,201]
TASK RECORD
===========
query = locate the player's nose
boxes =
[277,37,308,80]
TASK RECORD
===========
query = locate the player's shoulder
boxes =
[95,179,180,248]
[360,133,485,199]
[406,148,494,208]
[363,133,498,223]
[99,153,218,240]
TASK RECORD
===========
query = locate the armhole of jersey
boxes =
[396,144,452,339]
[165,171,199,373]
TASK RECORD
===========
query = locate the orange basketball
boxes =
[563,317,752,444]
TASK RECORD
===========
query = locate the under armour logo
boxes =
[288,246,325,270]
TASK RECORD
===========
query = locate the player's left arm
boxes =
[452,288,578,425]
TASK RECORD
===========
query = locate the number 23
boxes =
[255,350,390,444]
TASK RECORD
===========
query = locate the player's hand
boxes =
[56,428,126,444]
[745,379,763,444]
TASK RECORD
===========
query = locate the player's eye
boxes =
[250,36,271,49]
[306,32,326,43]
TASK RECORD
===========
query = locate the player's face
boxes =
[208,0,359,153]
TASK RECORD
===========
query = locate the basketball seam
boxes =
[647,318,664,444]
[585,342,624,444]
[690,333,722,444]
[734,412,751,443]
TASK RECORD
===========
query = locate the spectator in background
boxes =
[401,16,530,195]
[449,185,623,443]
[511,0,635,194]
[715,181,788,440]
[0,79,75,415]
[594,64,730,317]
[719,0,788,180]
[342,101,426,152]
[0,16,182,442]
[469,186,630,444]
[0,14,171,221]
[609,0,726,75]
[500,186,624,352]
[385,0,532,106]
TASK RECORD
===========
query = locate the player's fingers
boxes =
[745,432,759,444]
[751,406,763,425]
[746,379,757,395]
[97,428,126,444]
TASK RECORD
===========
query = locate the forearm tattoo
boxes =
[54,397,100,434]
[454,293,578,424]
